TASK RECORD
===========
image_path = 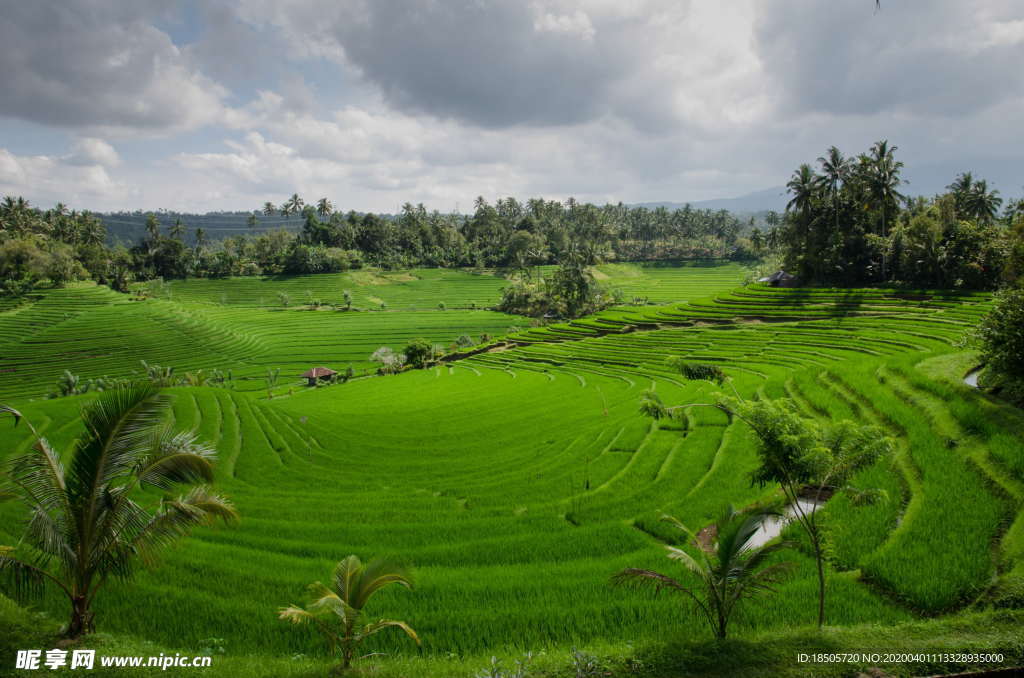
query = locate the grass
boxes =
[3,594,1021,677]
[1,262,1022,676]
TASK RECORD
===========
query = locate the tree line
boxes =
[776,141,1024,289]
[1,193,758,297]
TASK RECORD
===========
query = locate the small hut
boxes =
[302,366,337,386]
[757,270,798,288]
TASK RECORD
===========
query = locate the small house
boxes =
[756,271,798,288]
[302,366,337,386]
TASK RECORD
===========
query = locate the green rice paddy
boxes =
[1,261,1022,665]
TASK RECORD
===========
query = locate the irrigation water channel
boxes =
[747,498,822,549]
[965,368,982,388]
[747,369,982,549]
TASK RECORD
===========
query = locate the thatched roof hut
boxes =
[302,366,336,386]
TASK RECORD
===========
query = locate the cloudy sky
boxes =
[0,0,1021,213]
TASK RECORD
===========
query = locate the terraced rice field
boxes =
[1,263,1022,662]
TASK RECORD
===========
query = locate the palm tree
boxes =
[947,171,975,216]
[969,179,1002,224]
[613,507,793,640]
[785,164,819,277]
[0,386,237,637]
[263,202,277,217]
[286,193,305,217]
[865,140,905,279]
[279,555,420,670]
[316,198,333,218]
[816,146,850,236]
[169,219,185,241]
[786,164,818,219]
[867,140,905,239]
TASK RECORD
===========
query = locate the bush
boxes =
[404,337,433,368]
[976,287,1024,382]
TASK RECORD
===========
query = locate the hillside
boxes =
[1,262,1021,678]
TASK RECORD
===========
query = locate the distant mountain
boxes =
[633,186,787,214]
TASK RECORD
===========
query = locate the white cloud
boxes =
[0,148,123,207]
[66,138,121,168]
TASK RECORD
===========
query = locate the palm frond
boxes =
[611,568,686,595]
[133,486,236,562]
[134,428,216,491]
[0,404,23,428]
[333,555,363,604]
[353,557,414,608]
[306,582,353,622]
[67,384,165,510]
[6,437,70,516]
[360,619,421,646]
[278,605,317,625]
[664,546,704,577]
[0,546,70,600]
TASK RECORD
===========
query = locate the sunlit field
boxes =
[3,262,1021,676]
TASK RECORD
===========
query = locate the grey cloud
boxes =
[323,0,645,128]
[0,1,224,132]
[754,0,1024,118]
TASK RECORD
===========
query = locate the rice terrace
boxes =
[2,2,1024,678]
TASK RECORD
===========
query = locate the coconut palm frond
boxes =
[278,605,317,625]
[611,568,687,595]
[306,583,354,621]
[617,508,795,640]
[360,619,420,646]
[0,546,68,600]
[664,545,705,577]
[284,555,419,669]
[333,554,363,604]
[133,487,236,561]
[66,384,165,507]
[352,557,414,608]
[1,404,22,424]
[6,436,69,515]
[134,428,217,491]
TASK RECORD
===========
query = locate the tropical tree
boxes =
[0,386,237,637]
[286,193,305,217]
[865,140,905,240]
[968,179,1003,224]
[816,146,850,236]
[947,172,975,216]
[263,202,277,217]
[725,397,891,628]
[613,507,793,640]
[786,164,818,223]
[279,555,420,671]
[247,214,258,231]
[316,198,333,218]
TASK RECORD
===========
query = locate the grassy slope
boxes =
[3,595,1021,677]
[2,263,1022,676]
